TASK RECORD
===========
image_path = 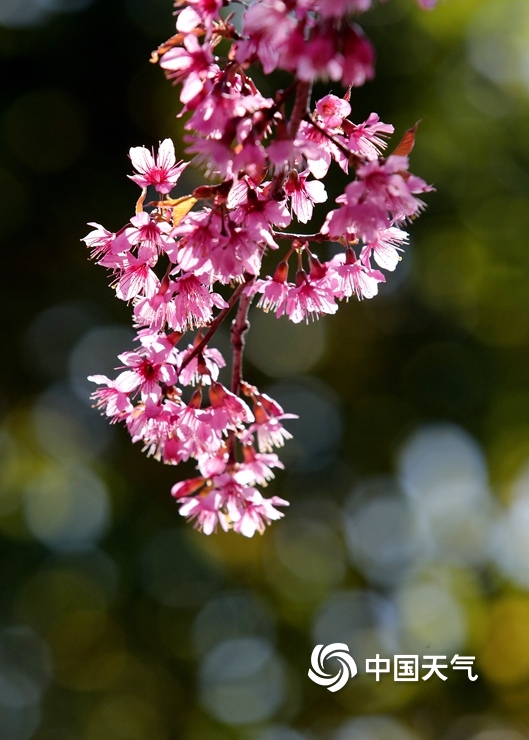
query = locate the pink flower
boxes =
[173,468,289,537]
[230,180,291,232]
[326,250,385,300]
[82,222,115,261]
[168,272,228,330]
[285,169,327,223]
[112,211,174,263]
[160,33,219,105]
[208,382,255,430]
[248,405,296,453]
[88,374,134,420]
[360,226,408,272]
[176,0,225,34]
[187,77,274,140]
[170,209,221,273]
[178,345,226,386]
[358,155,431,218]
[178,489,228,535]
[113,254,160,301]
[177,392,223,457]
[341,24,376,87]
[248,275,291,313]
[241,445,284,486]
[345,113,394,160]
[128,139,188,194]
[208,222,273,282]
[230,488,289,537]
[277,268,338,323]
[116,342,178,403]
[238,0,296,74]
[296,120,348,179]
[284,26,344,83]
[316,95,351,129]
[318,0,373,17]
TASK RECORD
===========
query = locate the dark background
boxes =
[2,0,529,738]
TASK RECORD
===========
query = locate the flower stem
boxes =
[230,290,253,397]
[227,289,254,464]
[178,279,251,376]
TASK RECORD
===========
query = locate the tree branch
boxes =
[230,290,253,397]
[178,279,252,376]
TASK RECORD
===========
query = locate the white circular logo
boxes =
[308,643,357,692]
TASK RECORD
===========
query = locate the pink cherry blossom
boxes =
[116,342,178,402]
[113,254,160,302]
[86,0,434,536]
[341,24,376,87]
[88,374,134,420]
[326,250,385,300]
[160,33,219,105]
[178,345,226,386]
[176,0,225,34]
[129,139,188,194]
[361,226,408,272]
[316,94,351,129]
[83,222,115,260]
[238,0,296,74]
[284,169,327,223]
[248,274,291,313]
[345,112,395,160]
[241,445,285,486]
[318,0,373,18]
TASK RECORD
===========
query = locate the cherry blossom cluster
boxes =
[84,0,435,537]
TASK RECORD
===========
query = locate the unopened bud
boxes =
[208,381,226,408]
[171,476,206,498]
[159,273,171,294]
[286,169,299,187]
[253,402,269,424]
[295,268,308,288]
[242,444,257,462]
[167,331,183,346]
[309,254,326,280]
[189,388,203,409]
[345,246,357,265]
[273,261,289,283]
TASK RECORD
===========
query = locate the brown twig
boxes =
[273,231,330,243]
[230,290,253,397]
[289,80,312,139]
[303,113,358,164]
[270,80,313,201]
[178,279,251,375]
[227,288,254,464]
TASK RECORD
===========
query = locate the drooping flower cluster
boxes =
[84,0,435,536]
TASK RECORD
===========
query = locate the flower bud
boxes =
[345,246,358,265]
[295,268,308,288]
[273,261,289,283]
[189,388,203,408]
[309,254,326,280]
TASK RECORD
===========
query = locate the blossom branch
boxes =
[84,0,435,537]
[273,231,330,243]
[230,290,253,397]
[179,279,251,375]
[289,80,313,138]
[303,113,358,163]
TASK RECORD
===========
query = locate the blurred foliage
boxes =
[3,0,529,737]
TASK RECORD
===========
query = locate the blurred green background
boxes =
[3,0,529,737]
